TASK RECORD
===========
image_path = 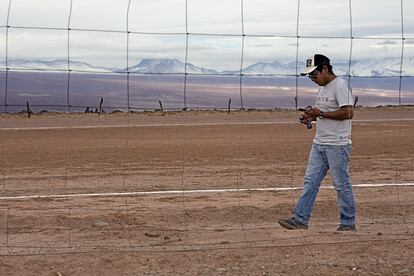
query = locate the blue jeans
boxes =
[294,143,356,226]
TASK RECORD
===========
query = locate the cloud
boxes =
[378,40,398,45]
[1,0,412,68]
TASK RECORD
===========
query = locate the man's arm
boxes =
[305,105,353,120]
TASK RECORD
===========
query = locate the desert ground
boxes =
[0,107,413,275]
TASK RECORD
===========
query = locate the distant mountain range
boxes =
[2,59,114,73]
[125,59,218,74]
[2,57,414,77]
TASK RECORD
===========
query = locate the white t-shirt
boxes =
[314,77,353,145]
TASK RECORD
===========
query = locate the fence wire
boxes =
[0,0,413,260]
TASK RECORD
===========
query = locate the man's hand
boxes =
[299,106,315,129]
[303,106,353,120]
[299,114,313,129]
[304,107,322,118]
[298,106,317,122]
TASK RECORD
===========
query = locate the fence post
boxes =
[228,99,232,115]
[159,100,165,116]
[354,96,359,108]
[26,101,31,118]
[98,97,103,116]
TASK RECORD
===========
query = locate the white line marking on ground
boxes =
[0,183,413,200]
[1,121,293,131]
[1,118,413,131]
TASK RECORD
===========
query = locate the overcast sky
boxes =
[0,0,413,70]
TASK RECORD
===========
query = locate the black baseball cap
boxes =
[300,54,330,75]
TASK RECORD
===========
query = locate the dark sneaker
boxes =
[278,217,308,230]
[337,224,356,231]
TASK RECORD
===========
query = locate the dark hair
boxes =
[315,64,333,74]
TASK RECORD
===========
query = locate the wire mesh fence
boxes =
[0,0,413,265]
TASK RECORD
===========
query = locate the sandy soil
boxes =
[0,107,413,275]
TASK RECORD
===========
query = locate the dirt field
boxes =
[0,107,413,275]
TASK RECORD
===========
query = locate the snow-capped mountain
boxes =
[237,58,414,77]
[333,57,414,76]
[223,61,305,75]
[0,59,114,72]
[2,57,413,77]
[125,58,219,74]
[244,61,303,75]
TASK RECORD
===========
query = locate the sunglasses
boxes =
[308,70,319,78]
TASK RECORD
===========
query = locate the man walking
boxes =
[278,54,356,231]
